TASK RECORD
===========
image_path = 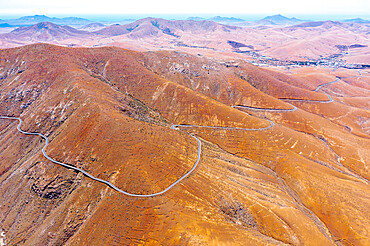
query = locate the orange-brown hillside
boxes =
[0,44,369,246]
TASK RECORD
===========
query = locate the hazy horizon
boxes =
[0,0,369,22]
[0,13,369,22]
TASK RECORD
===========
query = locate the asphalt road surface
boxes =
[0,77,344,196]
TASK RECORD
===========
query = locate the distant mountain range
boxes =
[1,22,93,41]
[186,17,206,21]
[208,16,245,22]
[0,14,368,29]
[186,16,247,23]
[1,16,368,44]
[342,18,370,24]
[95,17,240,38]
[0,18,241,42]
[290,20,358,29]
[78,22,106,32]
[0,23,14,28]
[258,14,307,25]
[185,14,370,26]
[185,14,307,26]
[186,16,246,23]
[0,16,368,65]
[0,15,93,26]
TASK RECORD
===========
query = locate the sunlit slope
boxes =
[140,51,329,104]
[79,46,370,245]
[134,49,370,180]
[0,45,204,244]
[0,44,368,245]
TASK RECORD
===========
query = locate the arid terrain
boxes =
[0,15,369,246]
[0,17,369,66]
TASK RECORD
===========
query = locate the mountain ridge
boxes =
[259,14,307,25]
[0,43,369,245]
[0,15,93,26]
[342,18,370,23]
[208,16,245,22]
[1,22,94,41]
[95,17,240,38]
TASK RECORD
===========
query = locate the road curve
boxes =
[0,116,202,197]
[280,78,338,103]
[281,94,333,103]
[232,104,297,112]
[314,78,340,92]
[231,78,339,113]
[0,77,351,197]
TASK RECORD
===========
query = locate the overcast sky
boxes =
[0,0,369,17]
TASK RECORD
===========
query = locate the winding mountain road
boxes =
[282,94,333,103]
[314,78,340,92]
[0,77,352,197]
[232,104,297,112]
[232,78,340,111]
[281,78,338,103]
[0,116,202,197]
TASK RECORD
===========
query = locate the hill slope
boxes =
[96,17,239,38]
[1,22,93,42]
[0,44,369,245]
